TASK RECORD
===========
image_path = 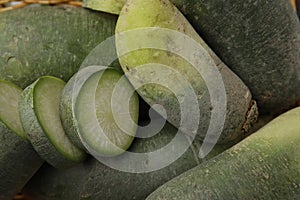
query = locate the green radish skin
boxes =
[0,6,117,89]
[116,0,258,144]
[83,0,126,14]
[0,80,43,200]
[23,122,231,200]
[0,122,43,200]
[171,0,300,114]
[87,0,300,114]
[19,76,86,169]
[147,107,300,200]
[23,159,95,200]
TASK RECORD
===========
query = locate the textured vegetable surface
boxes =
[0,6,117,89]
[23,122,231,200]
[147,107,300,199]
[171,0,300,114]
[116,0,258,144]
[0,122,43,200]
[88,0,300,114]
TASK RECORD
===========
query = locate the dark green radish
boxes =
[61,68,139,156]
[86,0,300,114]
[116,0,258,144]
[147,107,300,200]
[19,76,86,169]
[23,159,95,200]
[0,6,117,89]
[83,0,126,14]
[23,122,231,200]
[171,0,300,114]
[0,80,43,200]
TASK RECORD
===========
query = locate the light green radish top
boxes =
[0,80,26,139]
[116,0,220,63]
[83,0,126,14]
[115,0,222,109]
[115,0,213,125]
[115,0,257,146]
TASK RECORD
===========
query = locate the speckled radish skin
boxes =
[23,122,231,200]
[115,0,258,144]
[0,6,117,89]
[87,0,300,114]
[147,107,300,199]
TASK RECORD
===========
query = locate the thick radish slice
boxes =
[0,80,43,200]
[19,76,86,169]
[75,68,139,157]
[60,66,105,150]
[0,80,26,139]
